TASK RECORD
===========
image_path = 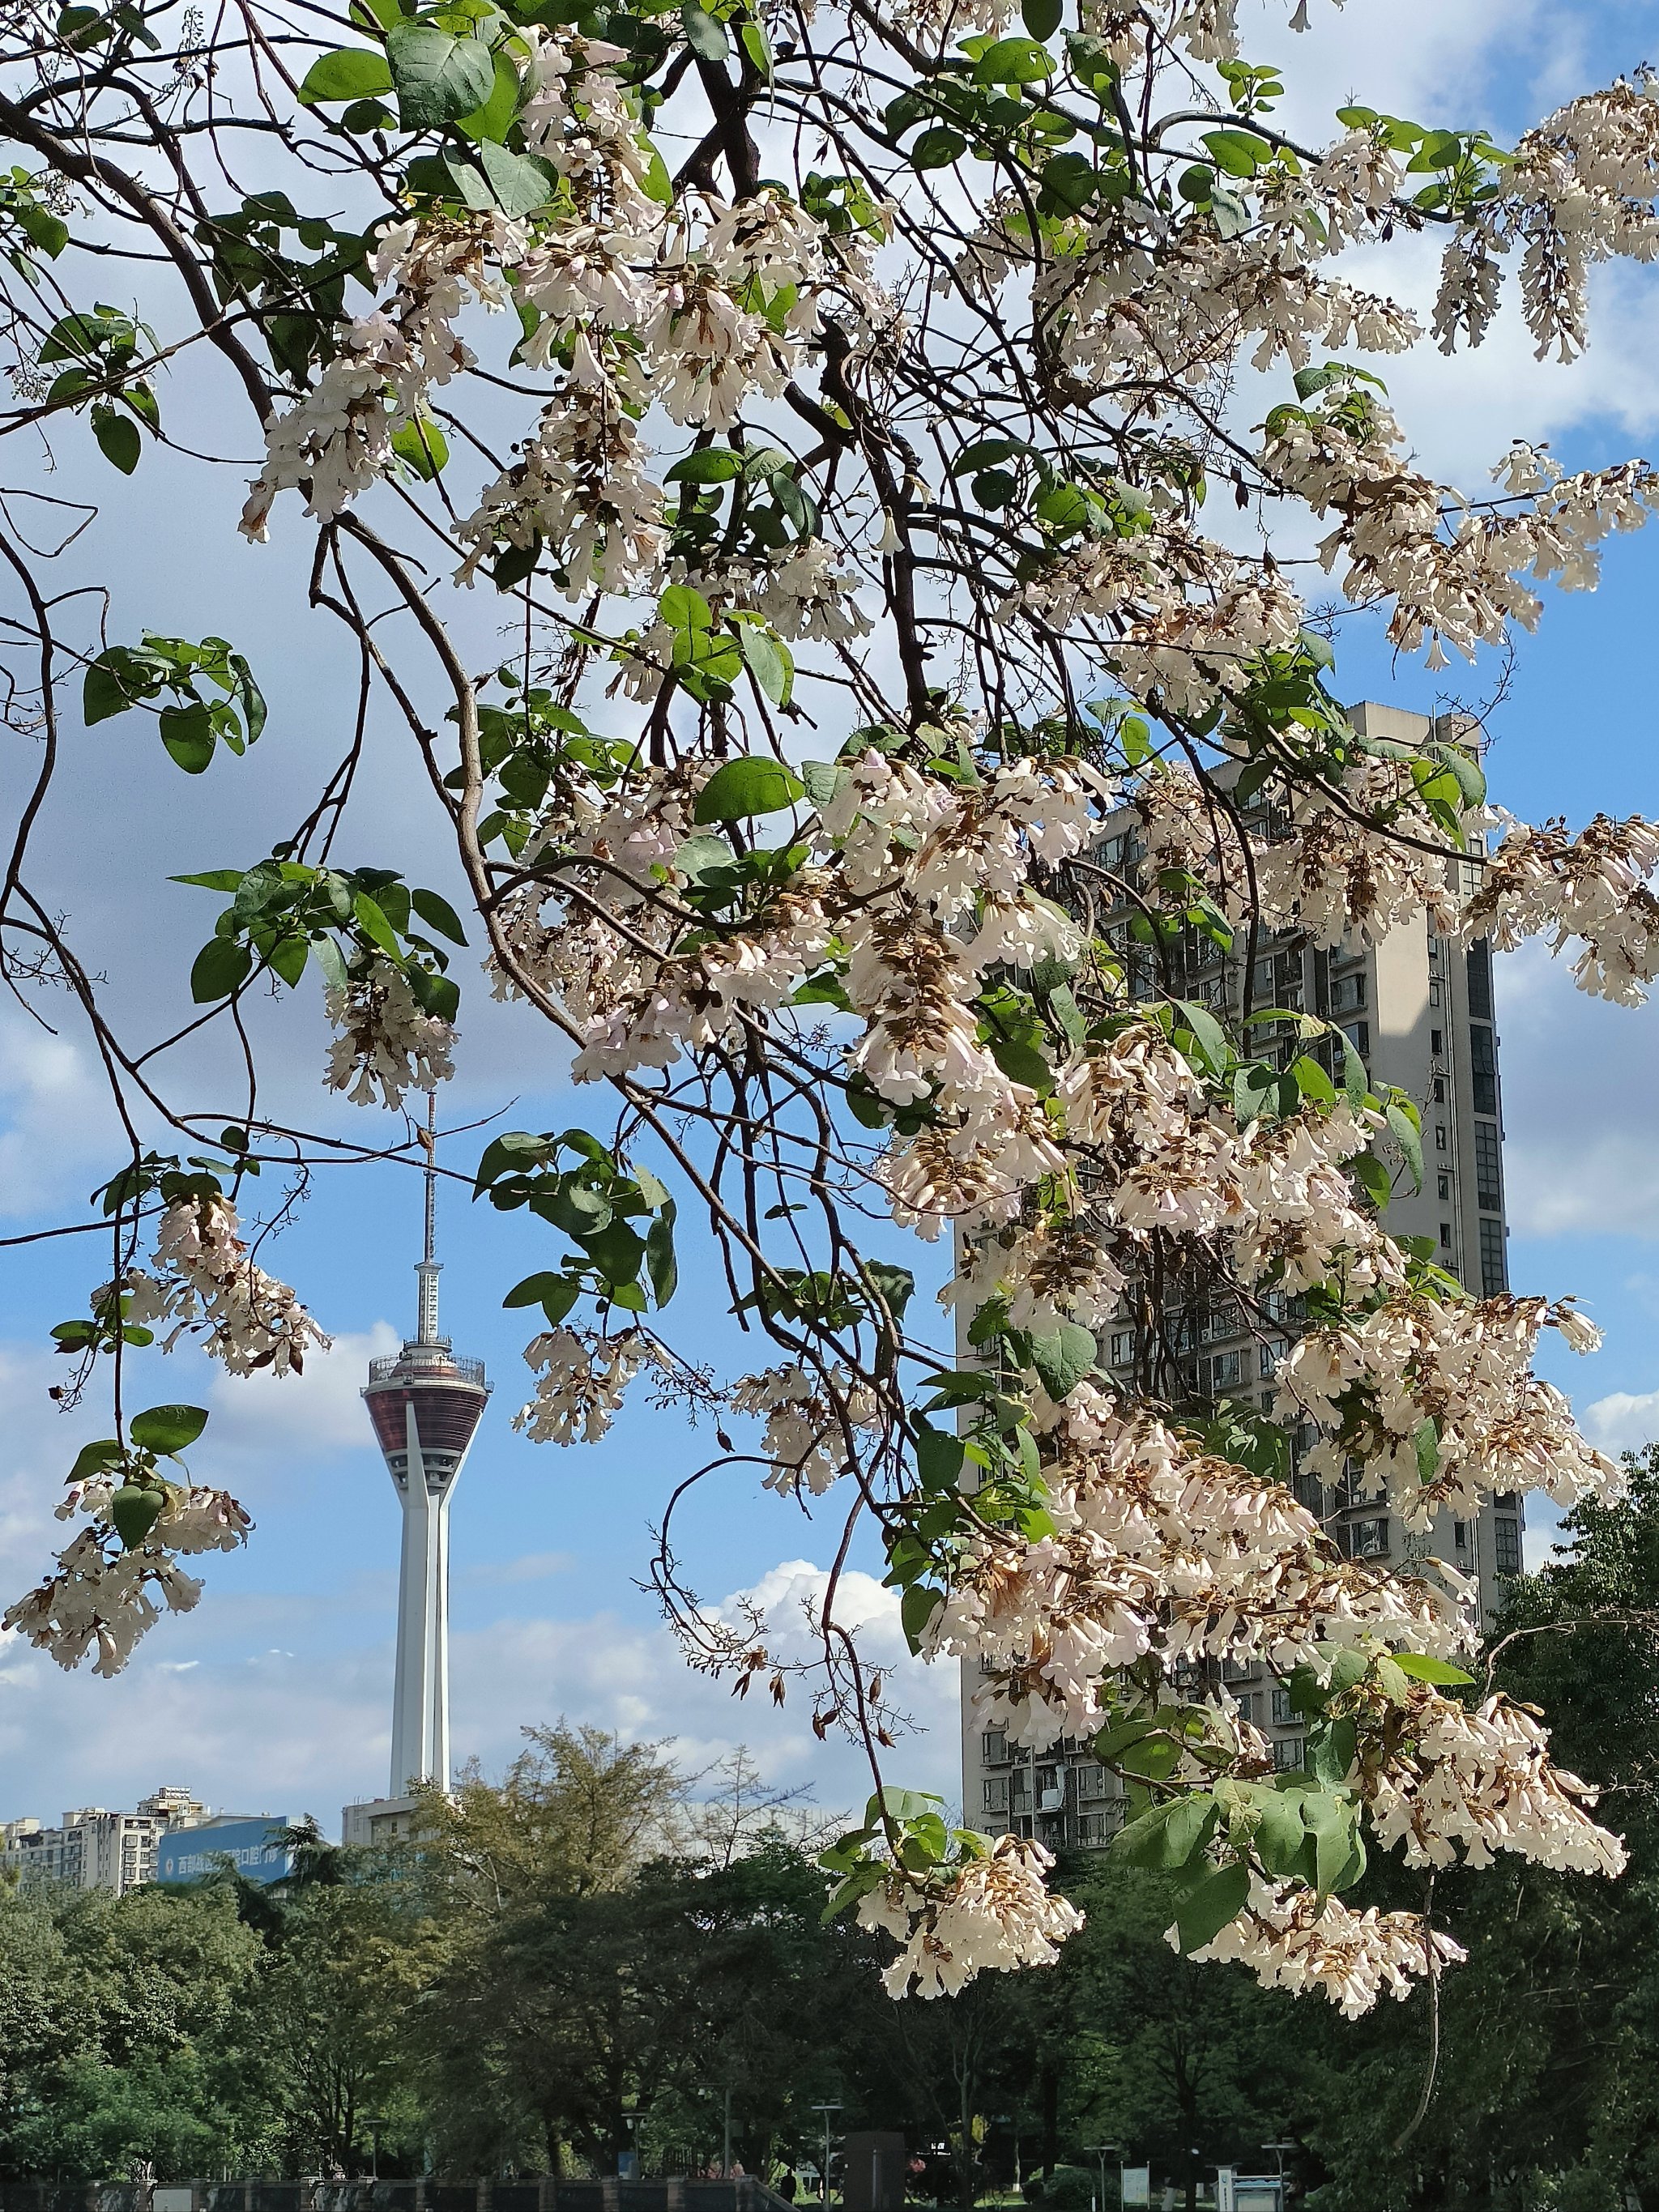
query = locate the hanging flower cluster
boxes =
[123,1197,329,1379]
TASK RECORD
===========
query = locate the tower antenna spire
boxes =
[416,1094,441,1346]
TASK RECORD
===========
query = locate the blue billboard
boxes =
[155,1816,289,1886]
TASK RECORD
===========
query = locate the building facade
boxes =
[1,1785,208,1894]
[962,704,1521,1848]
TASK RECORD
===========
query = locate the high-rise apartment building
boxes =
[962,705,1521,1849]
[1,1784,208,1894]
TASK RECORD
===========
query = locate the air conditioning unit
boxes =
[1038,1787,1064,1814]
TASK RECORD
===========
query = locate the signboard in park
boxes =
[155,1815,288,1886]
[1120,2171,1151,2208]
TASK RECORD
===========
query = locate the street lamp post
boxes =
[1262,2143,1297,2206]
[1086,2143,1120,2212]
[812,2104,842,2210]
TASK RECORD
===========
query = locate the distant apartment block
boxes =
[962,704,1521,1849]
[2,1784,213,1894]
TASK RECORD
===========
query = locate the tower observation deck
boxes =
[361,1114,490,1796]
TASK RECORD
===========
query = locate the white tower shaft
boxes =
[389,1399,457,1794]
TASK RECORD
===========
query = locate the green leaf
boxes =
[1290,1054,1337,1106]
[800,758,848,808]
[298,45,394,102]
[1022,0,1062,34]
[1201,126,1271,175]
[1299,1787,1359,1892]
[693,755,805,822]
[1171,997,1230,1078]
[230,654,267,745]
[503,1271,581,1327]
[911,126,967,170]
[1173,1860,1250,1953]
[267,932,309,987]
[1414,1416,1440,1484]
[646,1198,678,1306]
[93,411,141,474]
[353,891,402,957]
[901,1581,942,1653]
[1252,1789,1311,1877]
[736,622,794,706]
[1391,1652,1476,1686]
[190,937,253,1002]
[984,1031,1054,1095]
[974,34,1052,82]
[680,0,729,59]
[1305,1720,1356,1792]
[1028,1321,1096,1403]
[159,701,215,774]
[915,1424,965,1490]
[83,650,146,725]
[390,415,450,478]
[68,1438,126,1482]
[128,1402,208,1454]
[863,1259,915,1322]
[1385,1097,1423,1189]
[385,23,496,130]
[1113,1792,1216,1870]
[660,584,714,632]
[471,139,557,215]
[411,887,467,944]
[110,1485,166,1550]
[18,202,69,258]
[454,49,521,141]
[580,1218,646,1285]
[665,448,743,484]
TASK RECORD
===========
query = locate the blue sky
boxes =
[4,0,1659,1834]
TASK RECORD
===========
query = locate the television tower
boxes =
[361,1105,491,1796]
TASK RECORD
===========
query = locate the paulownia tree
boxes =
[2,0,1654,2010]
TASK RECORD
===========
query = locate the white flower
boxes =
[858,1835,1085,1998]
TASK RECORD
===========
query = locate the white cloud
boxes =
[206,1322,401,1463]
[0,1016,121,1217]
[0,1549,965,1835]
[1580,1388,1659,1454]
[1491,940,1659,1238]
[462,1549,574,1585]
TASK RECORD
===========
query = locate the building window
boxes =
[981,1730,1007,1764]
[1467,943,1494,1021]
[1438,1174,1451,1201]
[982,1776,1009,1814]
[1435,1124,1448,1152]
[1273,1738,1305,1772]
[1440,1222,1452,1247]
[1234,1692,1256,1724]
[1494,1518,1523,1576]
[1110,1331,1133,1366]
[1480,1217,1508,1296]
[1453,1519,1469,1549]
[1431,1029,1444,1056]
[1432,1076,1446,1103]
[1348,1517,1390,1559]
[1271,1686,1294,1725]
[1470,1022,1498,1115]
[1474,1119,1502,1212]
[1343,1021,1371,1056]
